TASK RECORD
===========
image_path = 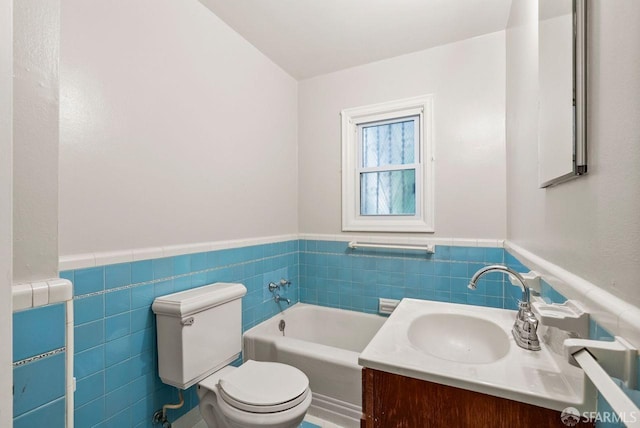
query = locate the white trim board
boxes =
[59,233,504,271]
[505,241,640,349]
[59,234,299,271]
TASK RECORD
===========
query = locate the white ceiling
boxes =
[199,0,513,80]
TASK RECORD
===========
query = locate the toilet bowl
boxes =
[197,360,312,428]
[152,283,311,428]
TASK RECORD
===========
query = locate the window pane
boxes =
[360,169,416,215]
[362,118,416,168]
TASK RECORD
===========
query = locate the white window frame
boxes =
[341,95,434,232]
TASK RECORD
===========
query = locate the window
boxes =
[341,95,434,232]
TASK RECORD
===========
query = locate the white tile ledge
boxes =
[59,233,506,271]
[12,278,73,312]
[58,234,300,271]
[505,241,640,349]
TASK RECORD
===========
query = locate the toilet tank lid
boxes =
[152,282,247,318]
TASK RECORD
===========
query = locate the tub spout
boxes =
[274,294,290,305]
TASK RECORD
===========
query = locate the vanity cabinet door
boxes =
[361,368,594,428]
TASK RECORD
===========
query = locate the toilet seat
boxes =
[199,360,310,414]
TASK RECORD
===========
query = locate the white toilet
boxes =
[152,282,311,428]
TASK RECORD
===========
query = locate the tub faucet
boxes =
[274,294,290,305]
[469,265,541,351]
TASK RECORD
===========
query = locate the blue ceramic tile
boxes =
[104,407,132,428]
[450,262,468,278]
[75,372,104,408]
[131,396,154,427]
[450,246,468,261]
[105,335,131,367]
[59,270,74,283]
[190,252,207,272]
[14,396,65,428]
[484,248,504,263]
[105,263,131,289]
[130,350,154,377]
[75,294,105,325]
[105,384,132,416]
[191,272,207,287]
[300,421,321,428]
[154,279,173,297]
[75,346,105,379]
[130,307,153,332]
[75,397,105,428]
[152,258,173,280]
[13,304,65,361]
[75,319,104,353]
[74,267,105,296]
[130,328,154,355]
[467,247,484,261]
[130,374,154,403]
[204,250,218,269]
[131,283,155,309]
[131,260,153,284]
[105,288,131,316]
[173,276,191,292]
[105,313,130,342]
[434,245,450,260]
[435,277,451,292]
[105,359,133,393]
[13,353,65,416]
[173,255,191,275]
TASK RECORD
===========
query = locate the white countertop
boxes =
[358,298,592,412]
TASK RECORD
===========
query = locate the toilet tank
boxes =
[152,282,247,389]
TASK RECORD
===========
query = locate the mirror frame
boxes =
[539,0,587,188]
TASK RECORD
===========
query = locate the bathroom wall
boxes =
[13,0,60,282]
[506,1,640,425]
[0,0,13,424]
[64,240,298,427]
[298,31,507,240]
[299,240,517,312]
[506,0,640,309]
[59,0,299,256]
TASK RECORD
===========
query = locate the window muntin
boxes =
[358,116,419,216]
[341,95,434,232]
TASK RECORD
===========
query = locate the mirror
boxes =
[538,0,587,188]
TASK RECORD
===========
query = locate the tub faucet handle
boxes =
[268,282,279,292]
[279,279,292,286]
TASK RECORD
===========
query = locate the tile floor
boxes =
[191,414,342,428]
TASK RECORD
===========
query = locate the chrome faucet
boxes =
[274,294,290,305]
[469,265,541,351]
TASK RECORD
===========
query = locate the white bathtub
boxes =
[243,303,387,427]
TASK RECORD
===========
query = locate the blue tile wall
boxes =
[16,238,636,427]
[12,303,67,428]
[65,240,299,428]
[298,240,511,313]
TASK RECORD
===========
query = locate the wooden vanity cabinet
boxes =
[361,368,594,428]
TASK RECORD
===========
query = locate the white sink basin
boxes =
[359,298,591,412]
[407,313,510,364]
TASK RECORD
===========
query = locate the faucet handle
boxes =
[268,282,279,292]
[279,278,291,286]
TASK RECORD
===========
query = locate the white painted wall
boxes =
[13,0,60,282]
[298,32,507,239]
[0,0,13,423]
[60,0,299,256]
[506,0,640,308]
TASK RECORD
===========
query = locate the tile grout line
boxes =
[13,347,66,367]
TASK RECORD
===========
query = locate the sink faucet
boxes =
[469,265,541,351]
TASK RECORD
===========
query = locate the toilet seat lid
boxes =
[216,360,309,411]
